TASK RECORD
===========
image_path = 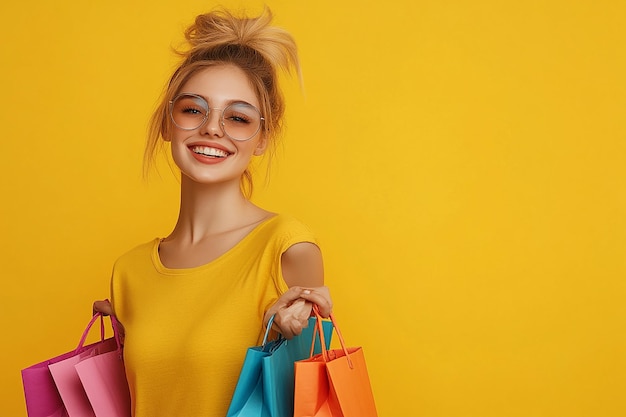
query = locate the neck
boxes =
[168,175,253,243]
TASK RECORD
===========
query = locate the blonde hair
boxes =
[145,8,301,196]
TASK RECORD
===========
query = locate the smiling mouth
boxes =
[191,146,230,158]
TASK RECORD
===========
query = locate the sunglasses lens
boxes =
[171,95,208,130]
[222,104,262,141]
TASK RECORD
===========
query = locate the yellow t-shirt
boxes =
[110,214,318,417]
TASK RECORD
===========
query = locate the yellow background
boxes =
[1,1,624,416]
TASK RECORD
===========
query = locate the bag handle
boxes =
[76,307,124,353]
[311,305,354,369]
[262,315,276,347]
[75,313,105,352]
[110,314,124,352]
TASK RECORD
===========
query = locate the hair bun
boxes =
[182,8,299,77]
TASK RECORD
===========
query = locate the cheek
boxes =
[170,128,185,143]
[170,148,183,169]
[236,144,258,159]
[169,136,190,165]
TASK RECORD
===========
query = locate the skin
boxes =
[94,64,332,339]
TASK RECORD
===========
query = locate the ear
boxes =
[253,136,268,156]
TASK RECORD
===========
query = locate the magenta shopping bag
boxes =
[21,313,130,417]
[21,314,107,417]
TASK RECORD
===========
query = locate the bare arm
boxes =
[281,242,324,288]
[263,242,333,339]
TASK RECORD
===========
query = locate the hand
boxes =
[92,299,114,316]
[263,286,333,339]
[92,299,125,342]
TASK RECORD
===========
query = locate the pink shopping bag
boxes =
[75,325,131,417]
[48,333,117,416]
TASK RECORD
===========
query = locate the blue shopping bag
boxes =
[227,315,333,417]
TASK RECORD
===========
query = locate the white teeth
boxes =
[191,146,229,158]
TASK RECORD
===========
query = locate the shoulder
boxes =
[251,214,319,258]
[112,239,159,271]
[259,214,318,245]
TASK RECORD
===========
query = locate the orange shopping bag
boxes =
[293,307,377,417]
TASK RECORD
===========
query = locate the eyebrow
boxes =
[180,92,258,108]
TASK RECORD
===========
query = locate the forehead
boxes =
[180,64,259,107]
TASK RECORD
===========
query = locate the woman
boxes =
[93,8,332,416]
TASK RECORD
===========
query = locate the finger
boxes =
[282,325,295,340]
[263,287,311,327]
[299,289,333,317]
[276,286,308,307]
[281,316,307,339]
[286,298,313,320]
[273,299,312,339]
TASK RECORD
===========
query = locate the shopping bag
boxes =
[293,307,378,417]
[75,316,131,417]
[49,314,119,417]
[227,315,333,417]
[21,314,107,417]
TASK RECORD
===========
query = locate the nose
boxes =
[201,109,224,137]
